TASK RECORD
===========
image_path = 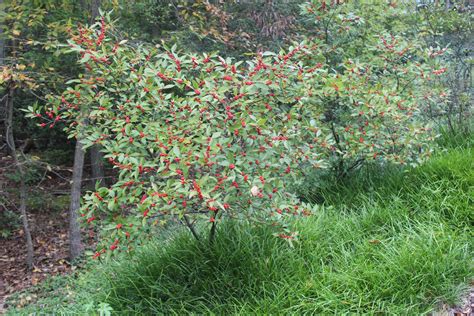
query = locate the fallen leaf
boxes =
[369,239,381,244]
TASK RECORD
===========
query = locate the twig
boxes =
[183,214,200,241]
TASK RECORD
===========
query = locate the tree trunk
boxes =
[68,0,104,261]
[69,136,86,260]
[68,0,102,261]
[1,0,10,155]
[0,0,4,65]
[18,161,32,269]
[88,0,105,188]
[90,145,105,187]
[91,0,100,21]
[3,19,33,269]
[1,0,6,155]
[79,0,86,11]
[6,85,34,270]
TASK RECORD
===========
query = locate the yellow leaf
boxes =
[12,29,21,36]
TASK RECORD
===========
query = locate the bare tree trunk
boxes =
[90,145,105,187]
[1,0,8,154]
[68,0,103,261]
[0,36,6,159]
[0,0,4,65]
[17,162,32,269]
[69,136,86,260]
[4,33,33,269]
[6,85,34,270]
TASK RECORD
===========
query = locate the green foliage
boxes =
[4,266,110,315]
[5,273,74,312]
[38,148,75,166]
[299,134,473,210]
[0,209,20,238]
[5,162,43,185]
[435,124,474,149]
[104,0,305,58]
[414,2,473,133]
[26,192,70,213]
[0,0,86,153]
[298,1,447,177]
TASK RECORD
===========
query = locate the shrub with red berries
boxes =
[28,3,446,257]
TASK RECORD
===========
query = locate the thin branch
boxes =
[209,210,218,244]
[183,214,200,241]
[346,157,365,174]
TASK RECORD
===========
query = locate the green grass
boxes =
[80,210,470,315]
[6,141,473,315]
[299,135,473,211]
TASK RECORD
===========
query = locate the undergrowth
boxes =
[6,133,473,315]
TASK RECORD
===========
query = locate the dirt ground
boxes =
[432,288,474,316]
[0,210,73,312]
[0,152,92,313]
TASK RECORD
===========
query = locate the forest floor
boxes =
[434,289,473,316]
[0,152,95,313]
[0,210,72,312]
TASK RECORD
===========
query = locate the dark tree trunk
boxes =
[69,137,86,260]
[6,85,34,270]
[90,145,105,187]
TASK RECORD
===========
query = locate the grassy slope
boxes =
[6,143,473,315]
